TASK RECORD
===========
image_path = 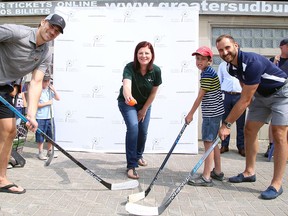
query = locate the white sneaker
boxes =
[7,163,13,169]
[38,151,47,160]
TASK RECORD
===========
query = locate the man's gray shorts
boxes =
[247,82,288,126]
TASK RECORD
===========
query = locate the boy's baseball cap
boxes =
[279,38,288,46]
[192,46,213,58]
[45,14,66,34]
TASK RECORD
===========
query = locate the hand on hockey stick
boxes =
[25,115,38,133]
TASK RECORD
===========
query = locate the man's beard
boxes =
[223,53,234,63]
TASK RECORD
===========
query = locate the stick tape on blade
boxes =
[128,191,145,202]
[125,202,159,216]
[111,180,139,190]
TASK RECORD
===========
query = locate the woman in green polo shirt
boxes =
[117,41,162,179]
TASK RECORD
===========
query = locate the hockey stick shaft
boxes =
[0,95,138,190]
[45,87,55,166]
[45,117,55,166]
[146,123,187,194]
[11,149,26,167]
[126,136,221,215]
[159,136,221,214]
[128,123,187,202]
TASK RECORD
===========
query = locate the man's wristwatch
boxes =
[223,121,232,129]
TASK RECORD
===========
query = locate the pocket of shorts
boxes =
[277,83,288,97]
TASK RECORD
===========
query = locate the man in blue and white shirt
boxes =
[217,61,246,157]
[216,34,288,200]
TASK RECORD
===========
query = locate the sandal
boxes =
[0,183,26,194]
[138,158,148,166]
[127,168,139,179]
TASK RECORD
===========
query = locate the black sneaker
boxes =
[210,168,224,181]
[188,175,213,187]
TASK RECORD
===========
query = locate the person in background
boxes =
[117,41,162,179]
[7,79,27,169]
[264,38,288,158]
[11,81,27,125]
[0,14,65,194]
[216,34,288,200]
[36,75,60,160]
[217,61,246,157]
[185,46,225,187]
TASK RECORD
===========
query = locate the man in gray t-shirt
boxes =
[0,14,65,194]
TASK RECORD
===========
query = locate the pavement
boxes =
[1,132,288,216]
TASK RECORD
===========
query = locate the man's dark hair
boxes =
[216,34,236,44]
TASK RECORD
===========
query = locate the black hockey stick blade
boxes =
[0,95,139,190]
[11,149,26,167]
[126,136,221,215]
[128,123,188,203]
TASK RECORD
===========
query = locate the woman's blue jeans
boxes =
[118,101,151,169]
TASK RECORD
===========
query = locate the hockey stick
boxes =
[128,123,188,203]
[45,86,55,166]
[0,95,139,190]
[125,136,221,215]
[268,143,274,162]
[45,121,55,166]
[11,149,26,167]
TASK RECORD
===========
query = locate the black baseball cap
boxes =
[279,38,288,46]
[45,14,66,34]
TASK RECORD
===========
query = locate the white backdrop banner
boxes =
[53,6,199,154]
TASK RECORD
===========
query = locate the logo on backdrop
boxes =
[80,85,104,98]
[61,10,80,22]
[65,59,79,72]
[64,110,75,122]
[82,34,106,47]
[153,35,166,48]
[181,60,193,73]
[92,85,104,98]
[55,110,77,123]
[93,35,105,47]
[152,137,164,150]
[181,9,194,22]
[92,137,103,150]
[169,111,187,124]
[170,59,193,73]
[123,9,133,22]
[66,11,76,22]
